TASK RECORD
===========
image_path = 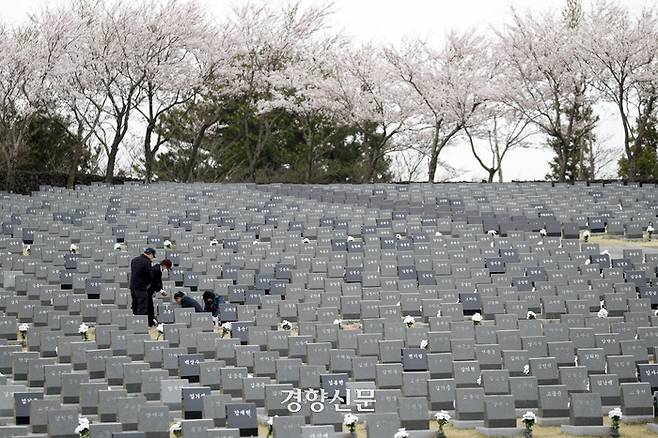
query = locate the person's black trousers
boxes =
[131,289,148,315]
[147,293,156,327]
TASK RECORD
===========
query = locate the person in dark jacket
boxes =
[202,291,225,317]
[147,259,172,327]
[174,291,203,312]
[130,248,156,316]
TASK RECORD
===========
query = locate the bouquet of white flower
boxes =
[70,243,79,254]
[18,323,28,347]
[608,407,622,438]
[394,428,409,438]
[420,339,429,349]
[583,229,591,242]
[221,322,232,338]
[280,320,292,330]
[471,312,483,325]
[169,421,182,438]
[522,411,536,438]
[527,311,536,320]
[343,413,358,434]
[266,415,278,437]
[403,315,415,328]
[597,308,608,318]
[78,323,89,340]
[434,410,451,438]
[333,319,343,328]
[75,416,90,437]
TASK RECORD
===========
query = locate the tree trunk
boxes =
[66,145,81,189]
[364,155,379,183]
[495,143,503,183]
[143,122,155,184]
[487,169,496,183]
[185,124,209,183]
[104,144,119,183]
[427,154,438,183]
[558,141,568,183]
[247,121,268,183]
[5,156,16,192]
[305,129,314,184]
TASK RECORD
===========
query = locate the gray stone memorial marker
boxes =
[569,392,603,426]
[225,402,258,436]
[483,394,517,428]
[13,391,42,424]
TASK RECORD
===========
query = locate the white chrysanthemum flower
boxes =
[583,230,591,238]
[539,228,547,237]
[221,322,232,331]
[164,240,173,248]
[597,308,608,318]
[395,233,403,240]
[403,315,415,326]
[157,323,164,334]
[343,413,358,426]
[435,231,443,237]
[302,237,310,244]
[522,411,536,422]
[75,416,90,433]
[280,320,292,330]
[333,319,343,328]
[394,428,409,438]
[435,410,451,422]
[169,422,182,432]
[347,235,355,242]
[527,311,536,320]
[113,243,123,251]
[608,407,622,419]
[471,313,483,322]
[70,243,79,253]
[209,239,219,246]
[420,339,429,349]
[647,225,655,233]
[78,323,89,334]
[18,323,29,333]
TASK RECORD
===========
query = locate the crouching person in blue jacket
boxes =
[202,291,224,317]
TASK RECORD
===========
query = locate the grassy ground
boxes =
[591,234,658,250]
[195,420,655,438]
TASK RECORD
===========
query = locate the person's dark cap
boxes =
[144,248,156,255]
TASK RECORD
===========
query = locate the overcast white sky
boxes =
[2,0,654,181]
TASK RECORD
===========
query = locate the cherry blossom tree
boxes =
[258,37,346,183]
[332,44,413,183]
[229,1,334,182]
[133,0,211,183]
[495,8,597,182]
[581,1,658,181]
[385,30,491,183]
[34,1,107,188]
[0,21,55,191]
[464,105,536,183]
